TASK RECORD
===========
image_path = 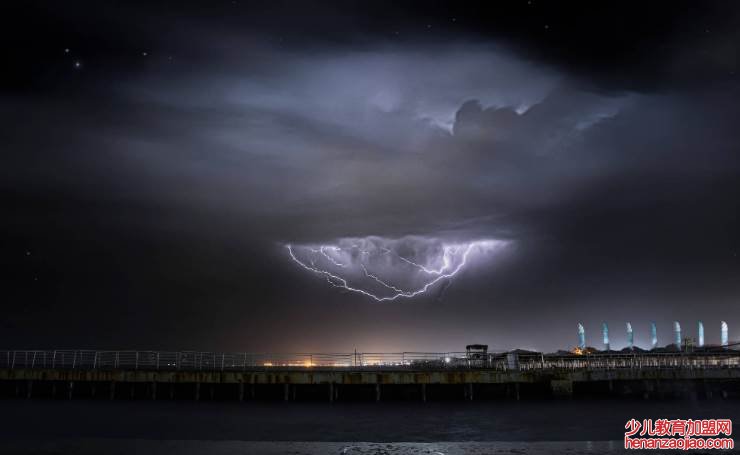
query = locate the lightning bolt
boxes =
[395,247,452,275]
[320,246,345,267]
[360,264,410,294]
[286,239,500,302]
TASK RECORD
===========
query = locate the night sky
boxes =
[3,1,740,353]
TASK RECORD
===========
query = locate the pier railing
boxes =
[1,349,738,372]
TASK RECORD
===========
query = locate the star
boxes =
[74,61,81,69]
[25,251,31,256]
[64,48,70,53]
[142,51,148,57]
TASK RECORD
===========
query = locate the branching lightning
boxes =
[395,247,454,274]
[285,238,504,302]
[360,264,410,294]
[320,246,345,268]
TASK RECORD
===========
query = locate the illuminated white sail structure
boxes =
[577,323,586,350]
[674,321,681,348]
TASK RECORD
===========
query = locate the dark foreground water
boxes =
[0,399,737,453]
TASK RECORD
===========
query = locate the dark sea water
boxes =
[0,399,737,454]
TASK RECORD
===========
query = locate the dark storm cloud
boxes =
[2,1,740,351]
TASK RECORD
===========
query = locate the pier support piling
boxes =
[465,383,474,401]
[550,379,573,399]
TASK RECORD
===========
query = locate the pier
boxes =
[2,349,739,402]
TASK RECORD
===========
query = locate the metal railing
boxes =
[1,349,738,372]
[0,350,469,371]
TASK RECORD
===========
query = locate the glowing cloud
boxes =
[285,236,507,301]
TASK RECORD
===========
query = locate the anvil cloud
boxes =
[3,1,740,352]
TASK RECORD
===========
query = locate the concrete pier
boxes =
[2,366,739,402]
